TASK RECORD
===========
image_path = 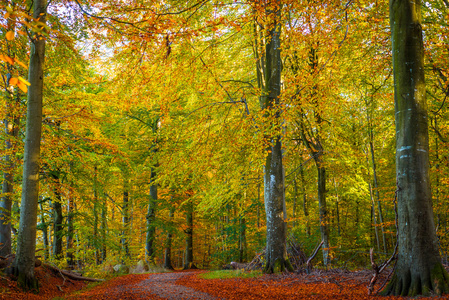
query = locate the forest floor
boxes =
[2,267,449,299]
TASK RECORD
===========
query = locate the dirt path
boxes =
[70,271,221,300]
[136,272,221,300]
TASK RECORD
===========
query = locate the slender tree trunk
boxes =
[12,0,46,290]
[239,215,247,263]
[52,174,63,259]
[121,190,130,259]
[145,166,157,263]
[382,0,449,296]
[315,157,329,265]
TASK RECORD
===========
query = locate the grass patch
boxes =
[199,269,262,280]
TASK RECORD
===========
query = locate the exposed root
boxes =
[380,263,449,296]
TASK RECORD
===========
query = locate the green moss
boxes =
[431,263,449,295]
[17,272,39,293]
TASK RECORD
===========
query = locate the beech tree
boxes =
[381,0,449,296]
[11,0,46,290]
[257,0,292,273]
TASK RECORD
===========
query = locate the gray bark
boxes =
[260,0,292,273]
[12,0,46,290]
[381,0,449,296]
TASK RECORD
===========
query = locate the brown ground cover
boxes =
[3,268,449,299]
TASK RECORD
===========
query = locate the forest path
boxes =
[70,270,221,300]
[136,271,221,300]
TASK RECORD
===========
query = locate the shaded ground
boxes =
[3,268,449,299]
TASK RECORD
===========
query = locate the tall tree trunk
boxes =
[12,0,46,290]
[145,166,157,263]
[257,0,292,274]
[381,0,449,296]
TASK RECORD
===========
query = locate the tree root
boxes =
[380,263,449,296]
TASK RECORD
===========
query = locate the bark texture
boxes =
[381,0,449,296]
[260,0,292,274]
[12,0,46,291]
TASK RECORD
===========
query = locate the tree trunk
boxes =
[121,190,130,259]
[12,0,46,291]
[145,166,157,263]
[183,199,194,269]
[315,158,330,266]
[52,174,63,259]
[239,215,247,263]
[257,0,292,274]
[381,0,449,296]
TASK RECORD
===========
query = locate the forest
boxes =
[0,0,448,297]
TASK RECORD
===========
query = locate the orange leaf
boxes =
[5,31,14,41]
[15,58,28,69]
[9,77,18,85]
[17,81,27,93]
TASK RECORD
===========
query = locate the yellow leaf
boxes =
[18,76,30,86]
[17,81,27,93]
[9,77,18,85]
[5,31,14,41]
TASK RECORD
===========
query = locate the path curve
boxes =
[137,271,222,300]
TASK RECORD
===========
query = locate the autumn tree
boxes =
[11,0,46,290]
[381,0,449,296]
[255,0,292,273]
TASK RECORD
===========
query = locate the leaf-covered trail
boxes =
[70,269,449,300]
